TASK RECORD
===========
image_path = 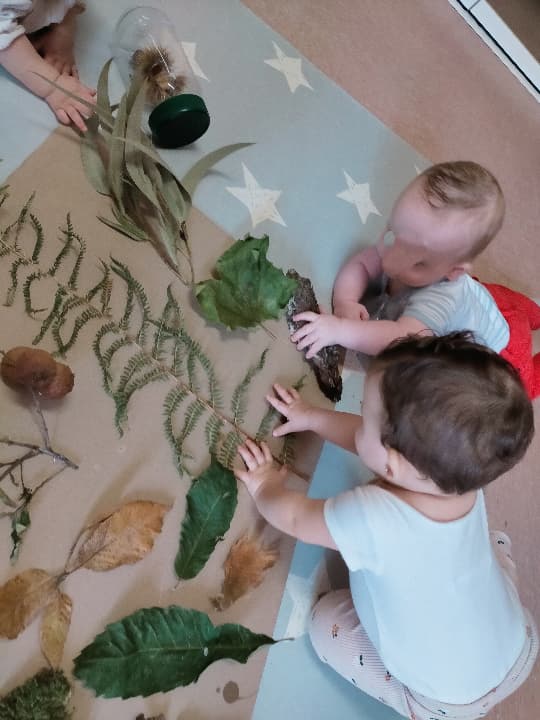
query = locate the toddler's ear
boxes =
[446,261,472,282]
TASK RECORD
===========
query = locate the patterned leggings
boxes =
[308,532,538,720]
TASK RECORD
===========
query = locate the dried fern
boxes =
[0,199,307,480]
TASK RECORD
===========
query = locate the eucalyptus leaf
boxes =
[181,143,253,203]
[195,235,298,329]
[96,58,113,125]
[73,605,276,698]
[0,668,72,720]
[80,115,109,195]
[175,457,237,580]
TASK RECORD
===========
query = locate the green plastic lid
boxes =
[148,93,210,148]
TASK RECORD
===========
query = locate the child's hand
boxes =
[290,311,342,359]
[266,383,315,436]
[333,299,370,321]
[235,439,287,501]
[44,74,96,132]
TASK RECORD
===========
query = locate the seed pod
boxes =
[39,363,75,399]
[1,347,57,392]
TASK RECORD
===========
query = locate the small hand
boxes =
[266,383,315,437]
[333,299,370,321]
[44,74,96,132]
[290,311,342,359]
[235,439,287,500]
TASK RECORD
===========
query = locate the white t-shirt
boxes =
[403,273,510,352]
[324,485,526,703]
[0,0,78,50]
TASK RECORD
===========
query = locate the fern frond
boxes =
[111,258,151,343]
[92,321,121,392]
[255,404,280,442]
[219,429,242,470]
[279,435,297,467]
[32,287,68,344]
[23,271,48,314]
[163,386,189,473]
[4,256,32,306]
[115,350,153,398]
[230,348,269,425]
[52,305,103,356]
[205,414,224,455]
[29,213,44,261]
[178,399,205,444]
[85,261,112,314]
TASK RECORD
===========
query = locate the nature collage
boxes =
[0,55,341,718]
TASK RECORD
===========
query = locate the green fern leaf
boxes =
[230,349,269,425]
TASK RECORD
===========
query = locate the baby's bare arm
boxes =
[0,34,95,131]
[333,245,383,319]
[292,311,431,356]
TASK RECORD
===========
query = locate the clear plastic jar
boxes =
[111,6,210,148]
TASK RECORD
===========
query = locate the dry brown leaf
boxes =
[212,533,279,610]
[0,569,58,639]
[64,500,170,573]
[40,591,73,668]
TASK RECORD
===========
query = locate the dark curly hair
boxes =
[369,332,534,494]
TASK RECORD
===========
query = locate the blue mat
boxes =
[0,2,426,718]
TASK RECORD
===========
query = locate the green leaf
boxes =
[175,457,237,580]
[0,668,72,720]
[73,605,276,698]
[10,508,30,564]
[195,235,298,329]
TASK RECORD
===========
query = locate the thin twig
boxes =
[30,388,51,448]
[0,438,78,470]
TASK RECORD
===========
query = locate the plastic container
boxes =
[111,6,210,148]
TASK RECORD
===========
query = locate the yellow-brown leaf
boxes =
[40,591,73,667]
[64,500,170,573]
[212,534,279,610]
[0,569,57,639]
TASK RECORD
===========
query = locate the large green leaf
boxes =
[73,605,276,698]
[195,235,298,329]
[175,457,237,579]
[0,668,72,720]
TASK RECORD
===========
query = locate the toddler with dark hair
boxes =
[235,332,537,718]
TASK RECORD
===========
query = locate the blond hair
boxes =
[419,161,505,259]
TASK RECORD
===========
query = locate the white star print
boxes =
[264,41,313,93]
[337,172,381,224]
[226,163,286,228]
[182,42,209,81]
[283,559,330,638]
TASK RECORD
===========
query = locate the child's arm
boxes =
[332,244,383,321]
[291,312,430,357]
[267,383,362,453]
[235,439,337,549]
[0,34,95,132]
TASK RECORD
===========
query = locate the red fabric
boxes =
[481,281,540,399]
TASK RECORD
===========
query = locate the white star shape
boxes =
[337,172,381,224]
[226,163,286,228]
[182,42,209,81]
[264,41,313,93]
[283,559,330,638]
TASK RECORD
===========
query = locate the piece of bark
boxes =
[286,270,344,402]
